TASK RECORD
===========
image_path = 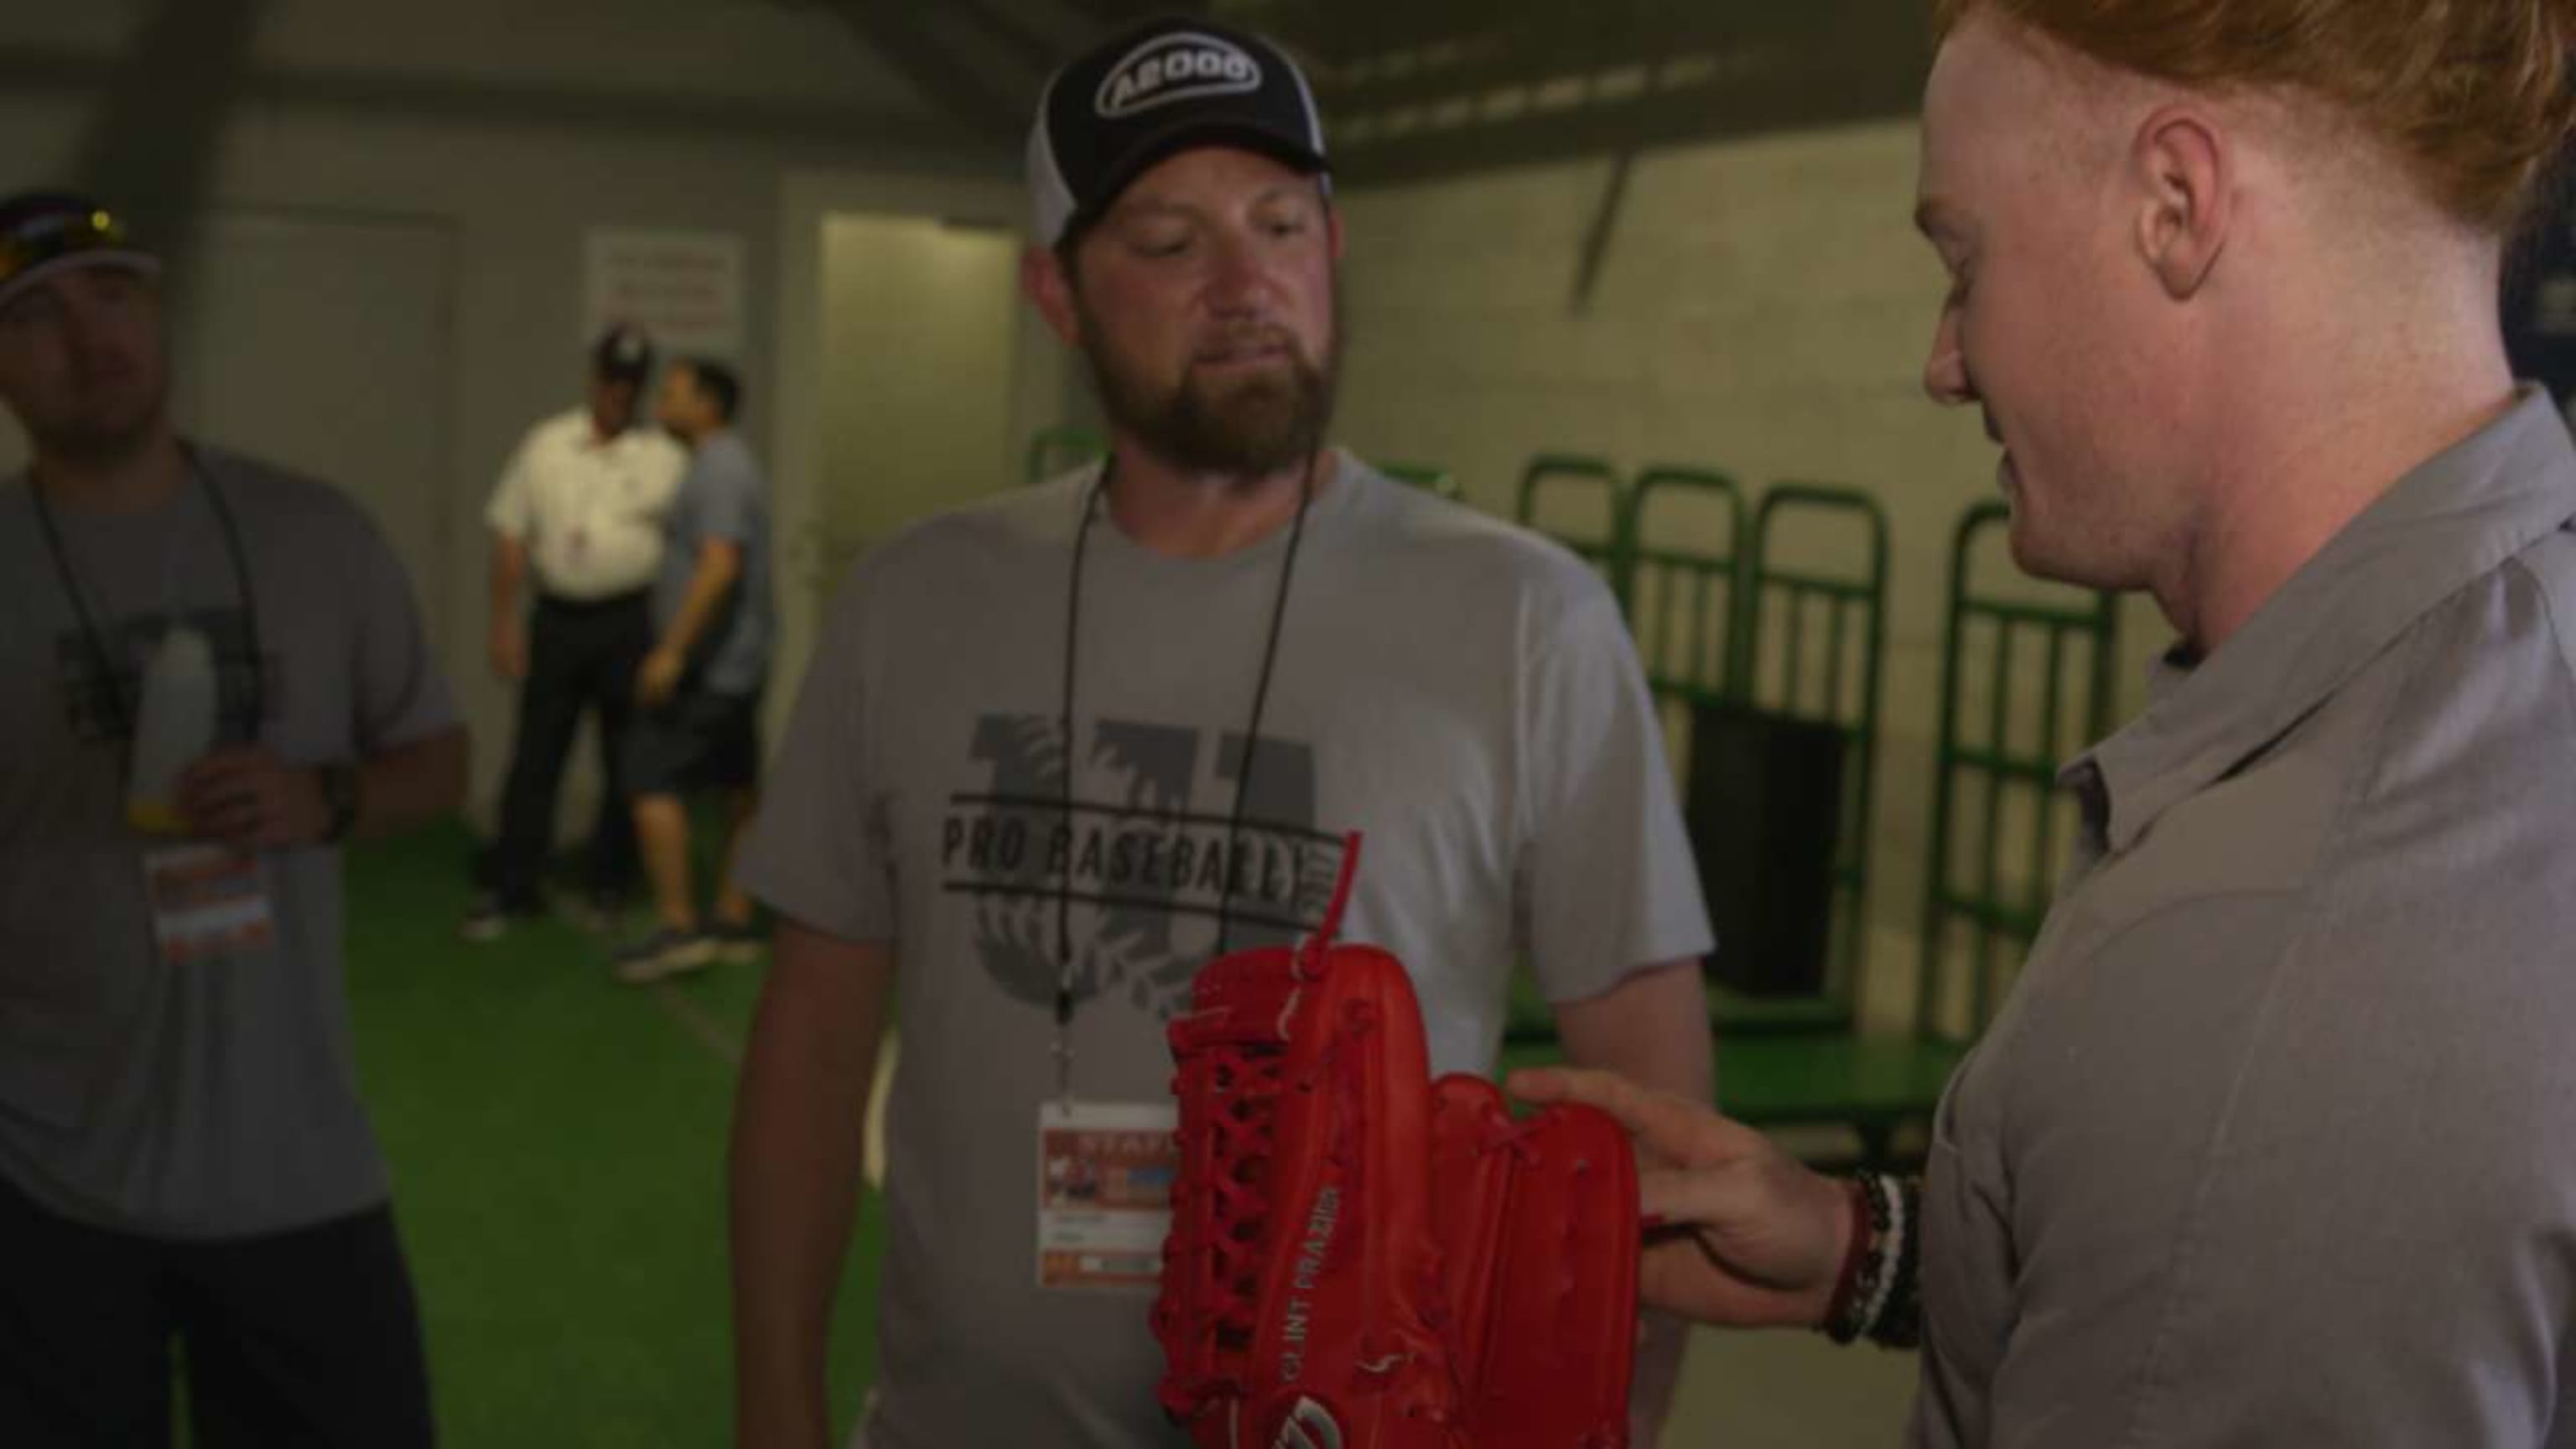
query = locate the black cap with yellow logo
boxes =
[0,190,161,312]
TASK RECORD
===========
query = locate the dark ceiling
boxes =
[786,0,1939,184]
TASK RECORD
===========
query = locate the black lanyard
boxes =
[1052,449,1321,1100]
[30,447,264,743]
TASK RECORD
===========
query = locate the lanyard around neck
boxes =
[30,448,264,742]
[1051,449,1323,1103]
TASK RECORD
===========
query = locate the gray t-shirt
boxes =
[1917,391,2576,1446]
[0,449,457,1238]
[740,454,1711,1448]
[653,428,773,696]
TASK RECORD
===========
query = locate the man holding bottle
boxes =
[0,189,467,1445]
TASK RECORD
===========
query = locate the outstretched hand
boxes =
[1509,1066,1852,1331]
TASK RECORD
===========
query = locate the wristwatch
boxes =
[318,762,362,844]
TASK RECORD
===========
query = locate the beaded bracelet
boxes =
[1823,1173,1924,1349]
[1873,1176,1925,1350]
[1824,1173,1894,1344]
[1857,1172,1906,1337]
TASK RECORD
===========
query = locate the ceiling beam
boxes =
[1327,21,1928,188]
[804,0,1031,145]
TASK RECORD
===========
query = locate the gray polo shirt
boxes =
[1917,389,2576,1446]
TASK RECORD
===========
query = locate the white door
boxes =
[768,170,1064,733]
[815,212,1023,577]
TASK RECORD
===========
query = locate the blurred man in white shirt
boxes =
[465,325,685,940]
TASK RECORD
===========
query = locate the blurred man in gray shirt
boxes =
[0,189,465,1447]
[613,357,772,984]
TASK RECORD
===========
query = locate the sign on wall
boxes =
[583,228,745,363]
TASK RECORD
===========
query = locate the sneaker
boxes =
[567,890,631,937]
[459,893,527,943]
[708,919,766,965]
[612,927,715,985]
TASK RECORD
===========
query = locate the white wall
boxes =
[1332,122,2170,1031]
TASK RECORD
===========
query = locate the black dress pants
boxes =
[0,1175,435,1448]
[485,589,650,910]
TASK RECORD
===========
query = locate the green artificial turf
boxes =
[341,824,884,1445]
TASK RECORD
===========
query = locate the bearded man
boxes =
[723,17,1716,1448]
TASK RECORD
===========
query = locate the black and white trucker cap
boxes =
[1026,16,1331,248]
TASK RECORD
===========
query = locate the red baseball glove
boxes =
[1154,840,1638,1448]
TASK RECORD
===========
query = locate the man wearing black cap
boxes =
[0,190,464,1445]
[465,323,687,939]
[730,18,1714,1448]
